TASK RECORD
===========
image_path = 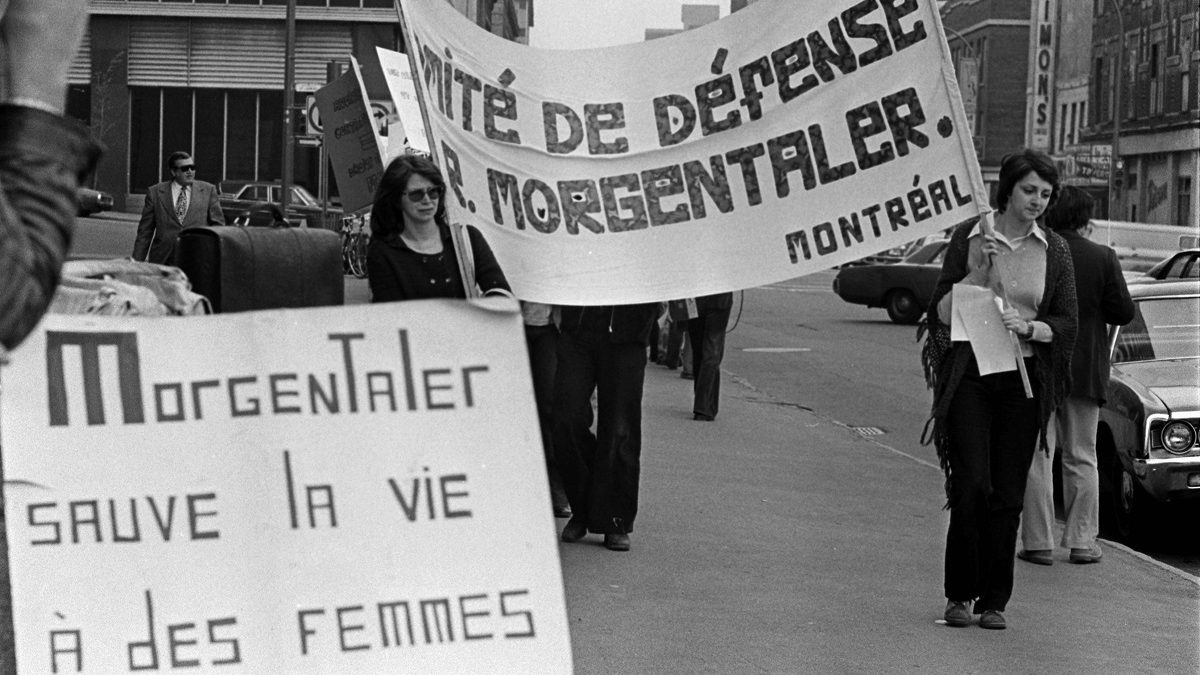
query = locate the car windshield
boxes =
[1112,296,1200,363]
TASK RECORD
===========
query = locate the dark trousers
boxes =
[524,324,564,502]
[552,329,647,534]
[663,319,685,368]
[943,358,1040,612]
[687,307,731,419]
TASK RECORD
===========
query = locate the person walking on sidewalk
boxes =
[522,300,572,518]
[687,291,734,421]
[1018,186,1133,567]
[132,151,224,265]
[555,303,659,552]
[921,149,1077,630]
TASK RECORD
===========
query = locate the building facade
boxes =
[941,0,1034,197]
[74,0,532,211]
[1084,0,1198,226]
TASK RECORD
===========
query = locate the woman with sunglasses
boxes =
[366,154,510,301]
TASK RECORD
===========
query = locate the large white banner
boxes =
[395,0,986,304]
[0,303,572,673]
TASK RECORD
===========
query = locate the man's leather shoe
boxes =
[978,610,1006,630]
[560,517,587,543]
[1069,546,1103,564]
[603,533,630,551]
[1017,549,1053,566]
[553,504,573,518]
[693,413,714,421]
[943,600,970,627]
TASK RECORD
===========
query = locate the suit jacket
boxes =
[132,179,224,264]
[1060,229,1135,404]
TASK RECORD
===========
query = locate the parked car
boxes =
[76,187,114,216]
[1128,249,1200,284]
[219,182,341,230]
[1099,279,1200,541]
[832,239,948,324]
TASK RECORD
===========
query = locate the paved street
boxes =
[557,342,1199,674]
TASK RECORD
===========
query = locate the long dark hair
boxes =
[369,155,448,239]
[993,149,1060,214]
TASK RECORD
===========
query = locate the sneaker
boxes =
[560,517,587,543]
[978,609,1006,630]
[1017,549,1054,566]
[1069,546,1103,564]
[943,600,971,627]
[603,532,631,551]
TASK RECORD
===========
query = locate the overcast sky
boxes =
[529,0,732,50]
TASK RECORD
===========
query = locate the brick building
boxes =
[941,0,1037,197]
[1084,0,1198,226]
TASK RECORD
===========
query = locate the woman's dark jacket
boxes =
[367,223,509,301]
[1058,229,1134,405]
[558,303,660,346]
[920,219,1078,501]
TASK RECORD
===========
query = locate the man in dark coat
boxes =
[132,151,224,264]
[1019,186,1134,566]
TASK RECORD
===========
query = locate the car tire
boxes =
[885,289,922,324]
[1107,451,1153,543]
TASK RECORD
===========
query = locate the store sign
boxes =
[1027,0,1056,151]
[1056,145,1111,185]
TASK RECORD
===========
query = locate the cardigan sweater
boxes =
[920,218,1078,504]
[367,223,510,301]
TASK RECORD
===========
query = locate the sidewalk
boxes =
[556,363,1199,674]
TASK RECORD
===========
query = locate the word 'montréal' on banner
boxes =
[0,303,572,673]
[315,58,385,213]
[394,0,987,305]
[378,46,431,155]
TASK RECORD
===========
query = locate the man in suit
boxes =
[132,151,224,264]
[1018,186,1134,566]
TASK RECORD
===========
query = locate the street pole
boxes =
[1107,0,1124,220]
[281,0,296,216]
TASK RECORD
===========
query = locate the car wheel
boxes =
[885,289,921,324]
[1108,452,1152,543]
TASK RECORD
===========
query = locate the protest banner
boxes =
[378,46,431,155]
[0,302,572,673]
[394,0,988,305]
[315,58,385,213]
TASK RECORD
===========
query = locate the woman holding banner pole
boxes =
[366,154,510,301]
[920,149,1076,630]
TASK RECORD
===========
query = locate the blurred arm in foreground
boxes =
[0,0,101,355]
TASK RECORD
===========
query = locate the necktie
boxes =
[175,186,188,221]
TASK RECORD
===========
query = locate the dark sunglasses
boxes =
[175,164,196,172]
[403,187,443,202]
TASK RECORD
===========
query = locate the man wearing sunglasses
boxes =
[133,150,224,264]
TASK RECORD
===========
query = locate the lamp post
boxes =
[1107,0,1124,220]
[281,0,297,216]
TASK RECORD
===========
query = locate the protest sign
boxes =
[378,46,431,154]
[0,302,572,673]
[395,0,987,304]
[315,59,385,213]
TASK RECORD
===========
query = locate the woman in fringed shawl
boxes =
[920,150,1077,630]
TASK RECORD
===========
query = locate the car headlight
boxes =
[1161,421,1197,455]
